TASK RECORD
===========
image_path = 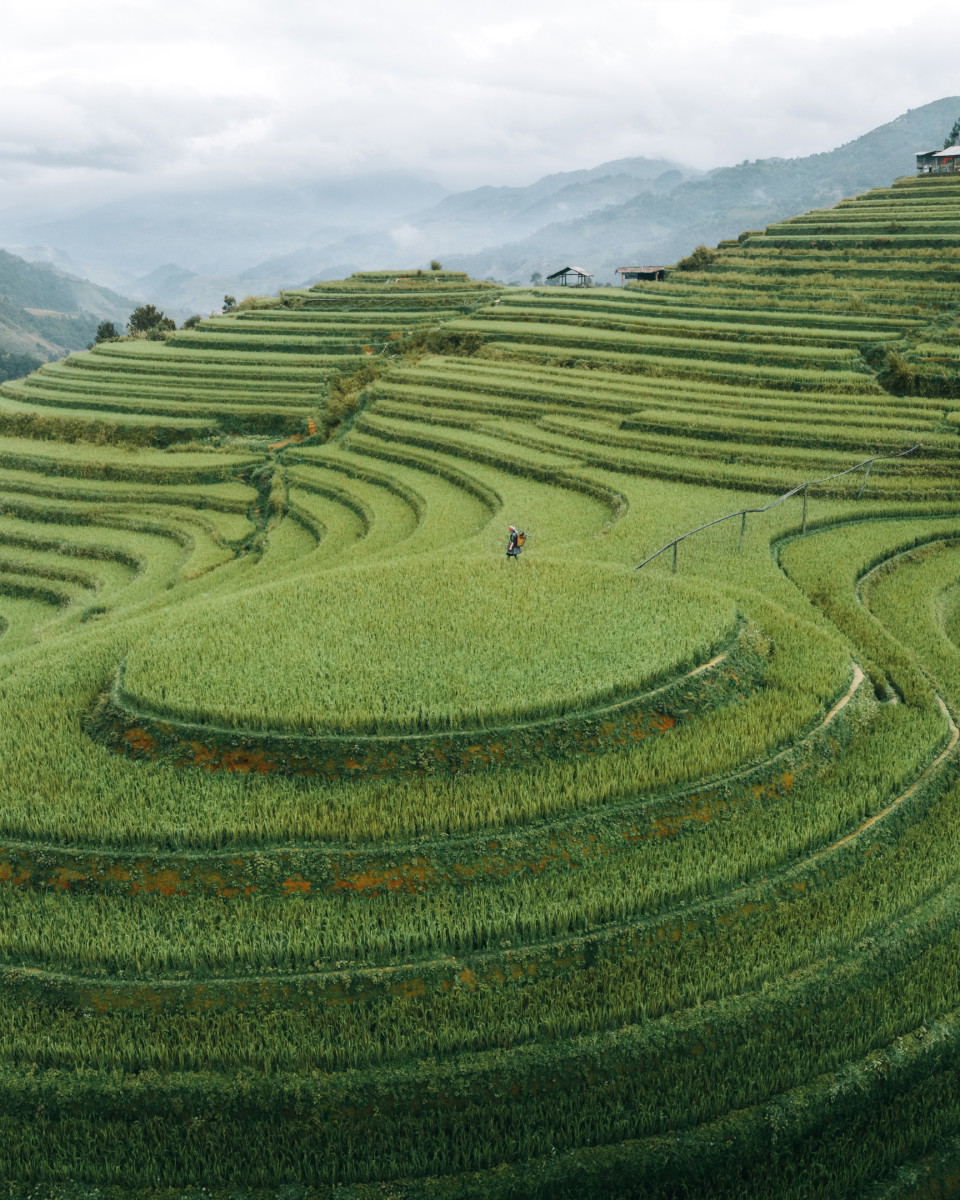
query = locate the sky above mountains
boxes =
[3,0,960,214]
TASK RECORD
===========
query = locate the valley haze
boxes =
[3,98,960,320]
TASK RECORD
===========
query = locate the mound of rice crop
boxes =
[120,558,735,733]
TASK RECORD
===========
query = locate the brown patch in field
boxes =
[0,860,32,887]
[649,794,716,840]
[330,857,436,894]
[123,727,157,755]
[186,740,221,770]
[132,868,185,896]
[50,867,87,891]
[282,878,311,894]
[219,747,278,774]
[630,766,801,845]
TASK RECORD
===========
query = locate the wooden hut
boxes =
[616,266,666,284]
[916,146,960,174]
[545,266,593,287]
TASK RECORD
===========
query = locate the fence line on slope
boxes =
[634,444,922,574]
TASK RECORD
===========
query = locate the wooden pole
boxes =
[672,542,678,574]
[801,486,808,533]
[857,461,872,500]
[739,511,747,550]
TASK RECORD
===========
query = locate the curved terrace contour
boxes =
[0,194,959,1199]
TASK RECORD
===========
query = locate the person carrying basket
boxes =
[506,526,526,560]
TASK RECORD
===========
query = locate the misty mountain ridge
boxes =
[1,158,695,315]
[281,99,960,288]
[445,97,960,284]
[3,173,449,284]
[3,98,959,313]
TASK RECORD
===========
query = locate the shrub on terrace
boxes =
[322,361,388,438]
[676,244,720,271]
[879,349,921,394]
[232,295,279,312]
[396,328,485,358]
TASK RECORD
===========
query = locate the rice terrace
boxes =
[6,168,960,1199]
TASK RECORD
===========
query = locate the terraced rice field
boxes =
[1,189,960,1198]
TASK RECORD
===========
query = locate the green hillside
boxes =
[1,183,960,1198]
[0,249,133,380]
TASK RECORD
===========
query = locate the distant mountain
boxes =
[267,157,700,287]
[121,157,698,314]
[444,97,960,284]
[2,161,696,316]
[6,99,960,311]
[7,173,449,284]
[224,99,960,290]
[0,249,133,380]
[374,157,697,254]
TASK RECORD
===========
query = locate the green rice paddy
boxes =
[0,183,959,1198]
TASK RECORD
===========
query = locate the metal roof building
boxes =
[916,146,960,173]
[616,266,667,284]
[545,266,593,287]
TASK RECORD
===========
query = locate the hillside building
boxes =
[545,266,593,287]
[617,266,667,284]
[916,146,960,173]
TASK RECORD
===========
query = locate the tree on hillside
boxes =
[945,118,960,148]
[530,272,543,285]
[429,260,442,271]
[675,244,719,272]
[0,349,42,382]
[222,295,237,313]
[91,321,119,344]
[128,304,175,334]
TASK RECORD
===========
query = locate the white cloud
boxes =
[2,0,960,209]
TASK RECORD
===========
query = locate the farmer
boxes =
[506,526,526,559]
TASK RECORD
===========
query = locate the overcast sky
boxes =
[2,0,959,210]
